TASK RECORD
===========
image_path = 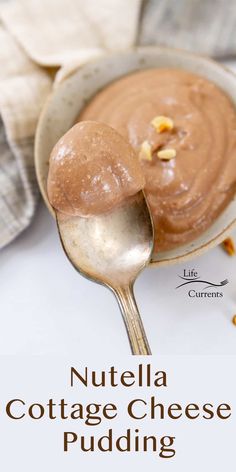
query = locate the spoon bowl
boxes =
[57,191,154,355]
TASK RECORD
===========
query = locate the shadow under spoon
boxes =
[56,191,154,355]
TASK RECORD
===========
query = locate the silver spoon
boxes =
[56,191,154,355]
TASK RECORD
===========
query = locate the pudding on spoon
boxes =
[47,120,145,218]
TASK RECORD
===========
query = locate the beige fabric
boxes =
[0,0,141,248]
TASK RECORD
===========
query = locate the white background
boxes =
[1,202,236,356]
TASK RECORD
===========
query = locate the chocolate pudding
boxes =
[79,68,236,252]
[47,121,145,217]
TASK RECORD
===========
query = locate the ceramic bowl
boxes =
[35,47,236,266]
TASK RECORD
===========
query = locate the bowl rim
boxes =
[35,45,236,267]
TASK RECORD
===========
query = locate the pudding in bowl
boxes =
[35,47,236,265]
[78,68,236,253]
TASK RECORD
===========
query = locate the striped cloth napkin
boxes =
[0,0,236,249]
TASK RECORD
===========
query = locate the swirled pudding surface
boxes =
[47,121,145,217]
[79,68,236,252]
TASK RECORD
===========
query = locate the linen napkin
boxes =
[1,0,236,249]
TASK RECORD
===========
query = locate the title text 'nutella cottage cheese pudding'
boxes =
[79,68,236,252]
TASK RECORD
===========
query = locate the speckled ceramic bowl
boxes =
[35,47,236,266]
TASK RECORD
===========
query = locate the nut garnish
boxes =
[222,237,235,256]
[151,115,174,133]
[232,315,236,326]
[139,140,152,161]
[157,148,176,160]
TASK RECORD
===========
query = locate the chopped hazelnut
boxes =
[139,140,152,161]
[151,115,174,133]
[222,237,235,256]
[157,148,176,160]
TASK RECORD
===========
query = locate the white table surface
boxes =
[1,60,236,356]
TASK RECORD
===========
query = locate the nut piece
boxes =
[222,237,235,256]
[151,115,174,133]
[232,315,236,326]
[157,148,176,160]
[139,140,152,161]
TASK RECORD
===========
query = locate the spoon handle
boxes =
[114,285,151,355]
